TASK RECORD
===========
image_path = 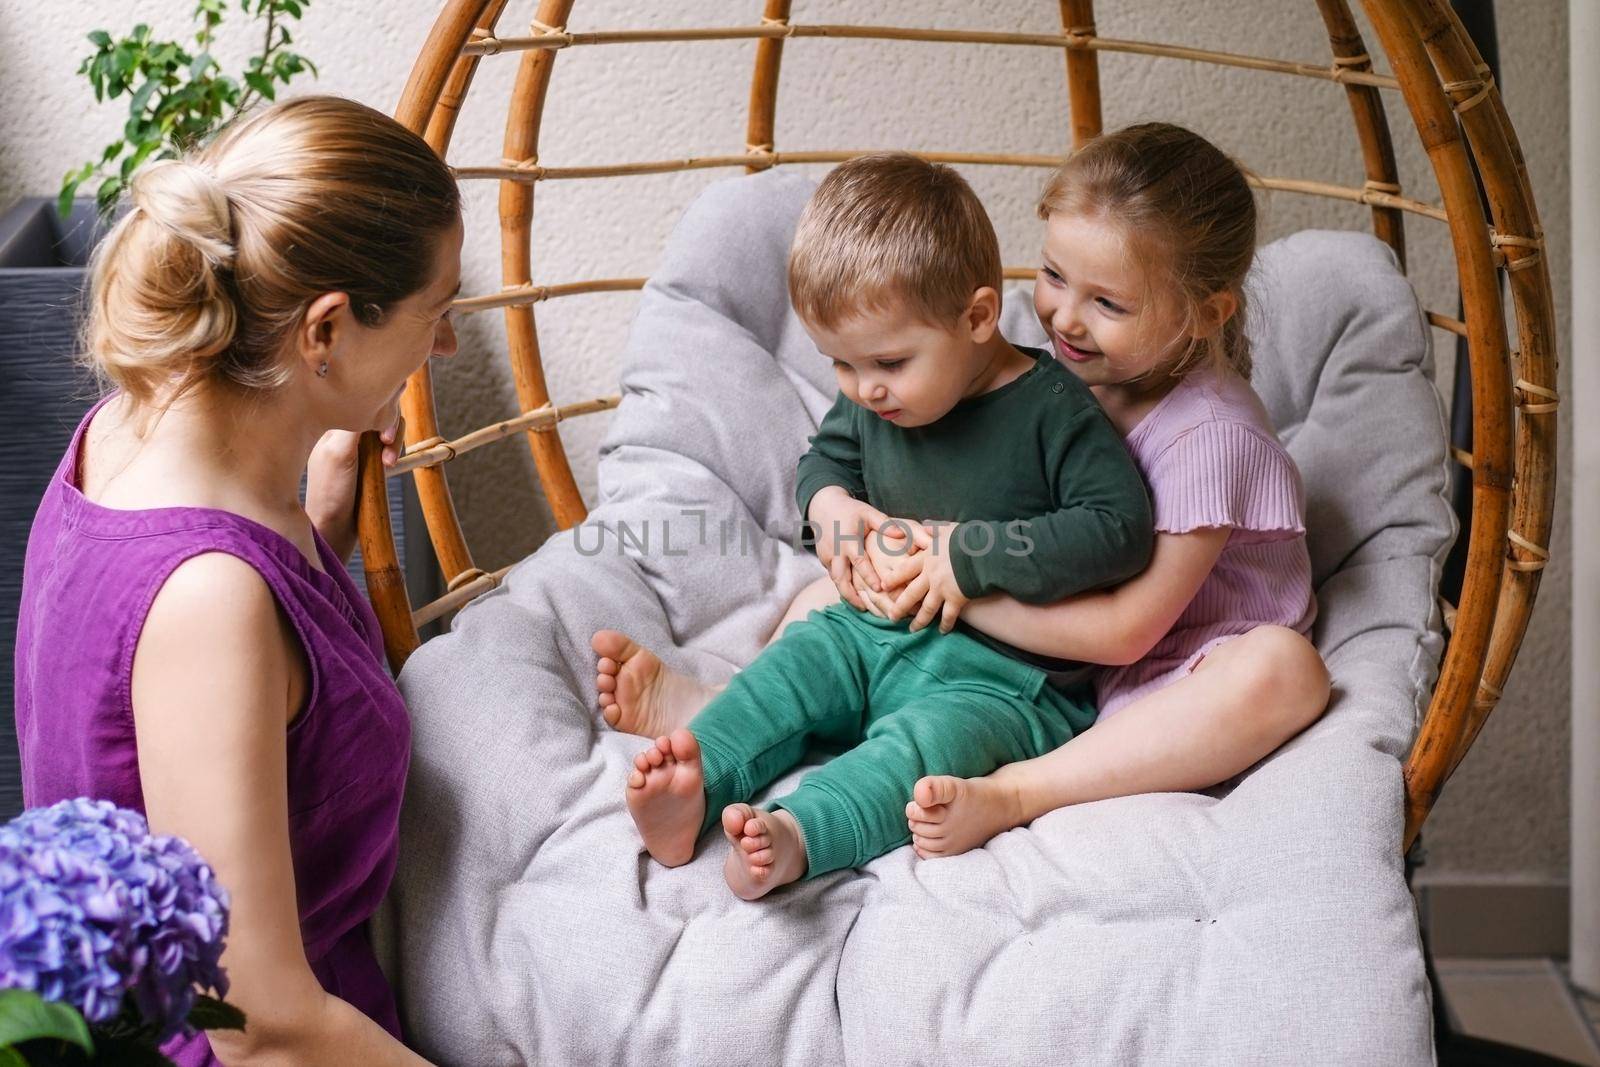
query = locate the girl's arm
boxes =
[869,526,1229,666]
[132,553,430,1067]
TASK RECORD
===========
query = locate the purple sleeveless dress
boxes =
[11,397,411,1065]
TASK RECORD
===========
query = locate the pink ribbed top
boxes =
[1095,366,1316,718]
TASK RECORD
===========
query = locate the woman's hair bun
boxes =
[129,159,236,269]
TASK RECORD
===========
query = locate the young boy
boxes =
[624,153,1152,899]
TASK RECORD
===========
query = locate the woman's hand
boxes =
[305,416,404,564]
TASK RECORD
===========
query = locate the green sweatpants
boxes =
[688,602,1095,878]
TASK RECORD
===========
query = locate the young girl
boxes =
[594,121,1329,863]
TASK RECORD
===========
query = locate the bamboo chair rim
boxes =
[461,20,1402,91]
[360,0,1559,855]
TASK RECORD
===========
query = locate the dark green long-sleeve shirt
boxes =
[795,345,1153,667]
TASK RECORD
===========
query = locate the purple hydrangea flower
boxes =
[0,798,230,1040]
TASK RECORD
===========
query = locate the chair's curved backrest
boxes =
[357,0,1557,848]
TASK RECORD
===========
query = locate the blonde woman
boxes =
[13,96,460,1065]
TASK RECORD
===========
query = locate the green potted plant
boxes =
[56,0,317,218]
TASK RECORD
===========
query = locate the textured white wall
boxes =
[0,1,1571,880]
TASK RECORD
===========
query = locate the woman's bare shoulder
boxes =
[135,552,304,727]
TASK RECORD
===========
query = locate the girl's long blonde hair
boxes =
[1038,122,1257,379]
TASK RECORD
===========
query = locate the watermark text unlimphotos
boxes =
[570,510,1035,559]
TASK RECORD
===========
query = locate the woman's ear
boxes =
[964,286,1002,343]
[1193,290,1239,338]
[297,292,351,376]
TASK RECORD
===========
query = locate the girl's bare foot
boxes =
[721,803,808,900]
[592,630,721,737]
[625,729,707,867]
[905,774,1025,858]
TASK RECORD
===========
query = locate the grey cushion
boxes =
[378,170,1449,1065]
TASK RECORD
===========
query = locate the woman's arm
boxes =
[868,527,1230,666]
[132,554,429,1066]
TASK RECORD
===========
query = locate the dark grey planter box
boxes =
[1,198,437,820]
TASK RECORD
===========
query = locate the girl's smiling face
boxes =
[1032,210,1190,393]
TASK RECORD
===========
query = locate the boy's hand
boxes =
[854,519,921,618]
[808,487,890,611]
[888,521,968,633]
[864,520,925,590]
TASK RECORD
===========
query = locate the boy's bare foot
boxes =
[721,803,808,900]
[905,774,1025,858]
[625,729,706,867]
[593,630,721,737]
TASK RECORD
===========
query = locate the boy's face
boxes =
[804,298,990,429]
[1032,210,1188,390]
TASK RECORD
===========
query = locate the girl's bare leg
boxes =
[593,575,841,736]
[907,626,1330,858]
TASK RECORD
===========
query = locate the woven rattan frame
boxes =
[357,0,1558,849]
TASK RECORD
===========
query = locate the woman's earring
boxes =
[316,360,329,378]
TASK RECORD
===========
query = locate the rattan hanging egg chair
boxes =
[354,0,1556,854]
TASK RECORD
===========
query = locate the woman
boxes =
[12,95,460,1065]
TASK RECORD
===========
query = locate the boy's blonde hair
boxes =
[1038,122,1256,379]
[85,95,460,414]
[788,153,1001,329]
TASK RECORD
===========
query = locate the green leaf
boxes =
[185,995,246,1032]
[279,0,303,18]
[128,76,159,118]
[189,51,214,78]
[0,990,94,1054]
[64,174,98,219]
[57,173,84,219]
[122,139,161,178]
[243,72,274,100]
[0,1046,26,1067]
[95,176,123,216]
[87,29,112,48]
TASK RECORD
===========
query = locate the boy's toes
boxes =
[666,728,700,763]
[627,769,645,789]
[602,702,621,727]
[914,775,959,809]
[746,847,774,866]
[597,669,617,693]
[739,832,772,853]
[721,803,757,840]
